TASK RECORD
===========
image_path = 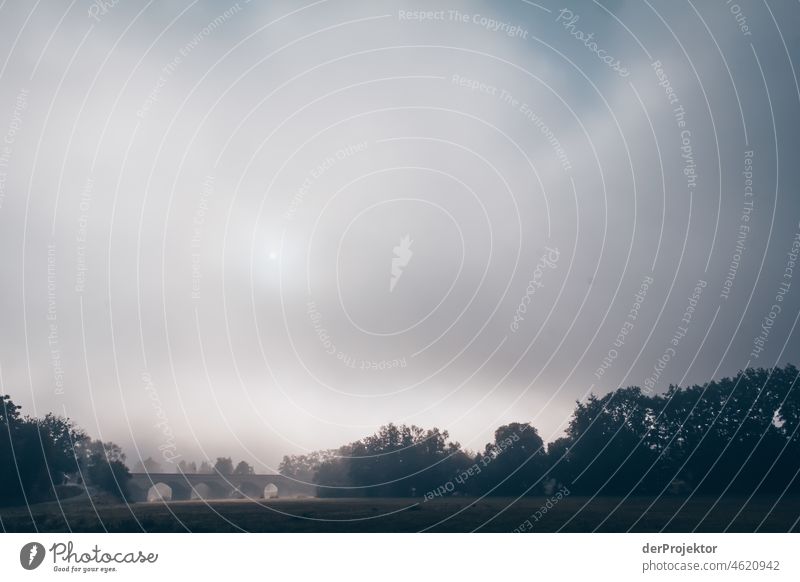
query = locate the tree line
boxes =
[134,456,255,476]
[3,364,799,505]
[280,364,800,498]
[0,395,130,506]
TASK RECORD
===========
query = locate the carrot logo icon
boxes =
[390,235,414,292]
[19,542,45,570]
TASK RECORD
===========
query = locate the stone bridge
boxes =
[128,472,317,502]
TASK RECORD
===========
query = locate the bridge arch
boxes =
[263,483,279,499]
[147,482,172,502]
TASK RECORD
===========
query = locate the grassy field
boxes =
[2,494,798,532]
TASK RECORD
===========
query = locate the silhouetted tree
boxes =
[546,365,800,496]
[234,461,254,475]
[313,423,471,497]
[1,396,133,504]
[214,457,234,475]
[33,413,87,479]
[79,440,131,500]
[474,423,548,495]
[1,396,91,506]
[177,460,197,474]
[548,387,661,494]
[280,449,339,482]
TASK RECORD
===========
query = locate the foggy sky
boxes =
[1,0,799,473]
